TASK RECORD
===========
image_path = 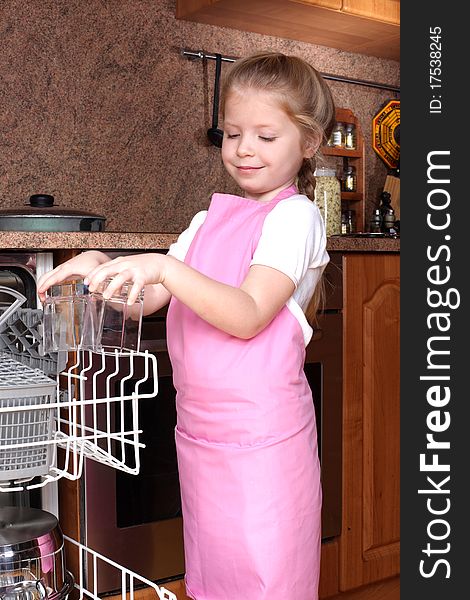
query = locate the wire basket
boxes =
[0,355,57,482]
[0,284,66,377]
[0,306,66,376]
[0,348,158,492]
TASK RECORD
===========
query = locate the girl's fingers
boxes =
[86,263,130,295]
[85,256,128,285]
[38,255,150,305]
[101,271,129,299]
[128,280,145,306]
[37,265,68,293]
[84,256,150,302]
[84,262,116,288]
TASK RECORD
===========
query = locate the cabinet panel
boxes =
[340,253,400,591]
[293,0,342,8]
[362,280,400,551]
[176,1,400,60]
[342,0,400,25]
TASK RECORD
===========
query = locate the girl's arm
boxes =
[85,253,295,339]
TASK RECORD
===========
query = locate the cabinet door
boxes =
[175,0,399,60]
[340,253,400,590]
[342,0,400,24]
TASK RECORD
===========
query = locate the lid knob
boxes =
[29,194,54,208]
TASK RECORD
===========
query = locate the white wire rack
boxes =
[0,349,158,491]
[0,355,57,482]
[1,289,180,600]
[65,536,177,600]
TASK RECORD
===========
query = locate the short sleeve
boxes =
[167,211,207,261]
[250,195,329,286]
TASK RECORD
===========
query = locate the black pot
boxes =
[0,195,106,232]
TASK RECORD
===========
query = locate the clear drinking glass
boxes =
[42,280,88,353]
[81,278,144,353]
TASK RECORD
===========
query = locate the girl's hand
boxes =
[85,253,167,305]
[37,251,110,302]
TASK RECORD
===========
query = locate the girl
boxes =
[38,51,335,599]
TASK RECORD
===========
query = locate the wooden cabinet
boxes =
[342,0,399,24]
[340,252,400,591]
[322,108,365,232]
[175,1,400,61]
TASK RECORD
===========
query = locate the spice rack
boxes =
[322,108,365,232]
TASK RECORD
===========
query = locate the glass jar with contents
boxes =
[330,122,346,148]
[369,208,382,233]
[314,167,342,236]
[344,123,356,149]
[341,209,356,234]
[342,165,357,192]
[81,278,144,353]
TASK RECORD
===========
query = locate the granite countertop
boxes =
[0,231,400,252]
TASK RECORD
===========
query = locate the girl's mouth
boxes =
[237,166,263,171]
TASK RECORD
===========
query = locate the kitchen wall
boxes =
[0,0,399,233]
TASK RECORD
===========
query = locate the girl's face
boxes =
[221,88,314,202]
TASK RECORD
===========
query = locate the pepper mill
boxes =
[378,191,396,234]
[379,191,393,219]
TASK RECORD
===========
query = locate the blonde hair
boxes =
[220,51,336,323]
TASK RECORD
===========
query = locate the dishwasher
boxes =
[0,285,177,600]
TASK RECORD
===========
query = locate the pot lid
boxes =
[0,506,59,545]
[0,194,106,220]
[0,507,63,560]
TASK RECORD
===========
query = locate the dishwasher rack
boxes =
[0,286,158,491]
[0,354,57,482]
[65,537,176,600]
[1,287,176,600]
[0,348,158,492]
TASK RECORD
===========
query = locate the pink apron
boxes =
[166,185,321,600]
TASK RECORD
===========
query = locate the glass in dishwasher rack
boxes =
[42,280,89,353]
[41,278,144,354]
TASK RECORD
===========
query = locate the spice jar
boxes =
[344,123,356,149]
[382,207,396,234]
[341,209,356,234]
[369,208,382,233]
[330,122,346,147]
[314,167,342,236]
[342,165,357,192]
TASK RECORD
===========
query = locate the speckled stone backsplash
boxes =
[0,0,399,233]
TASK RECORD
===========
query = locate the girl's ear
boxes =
[303,134,321,159]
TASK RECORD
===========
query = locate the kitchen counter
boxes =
[0,231,400,252]
[327,235,399,253]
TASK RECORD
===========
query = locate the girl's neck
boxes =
[244,183,298,203]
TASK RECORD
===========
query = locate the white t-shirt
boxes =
[167,194,330,345]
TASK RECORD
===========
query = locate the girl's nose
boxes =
[236,135,255,157]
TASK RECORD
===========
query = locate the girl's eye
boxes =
[259,136,276,142]
[226,133,239,139]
